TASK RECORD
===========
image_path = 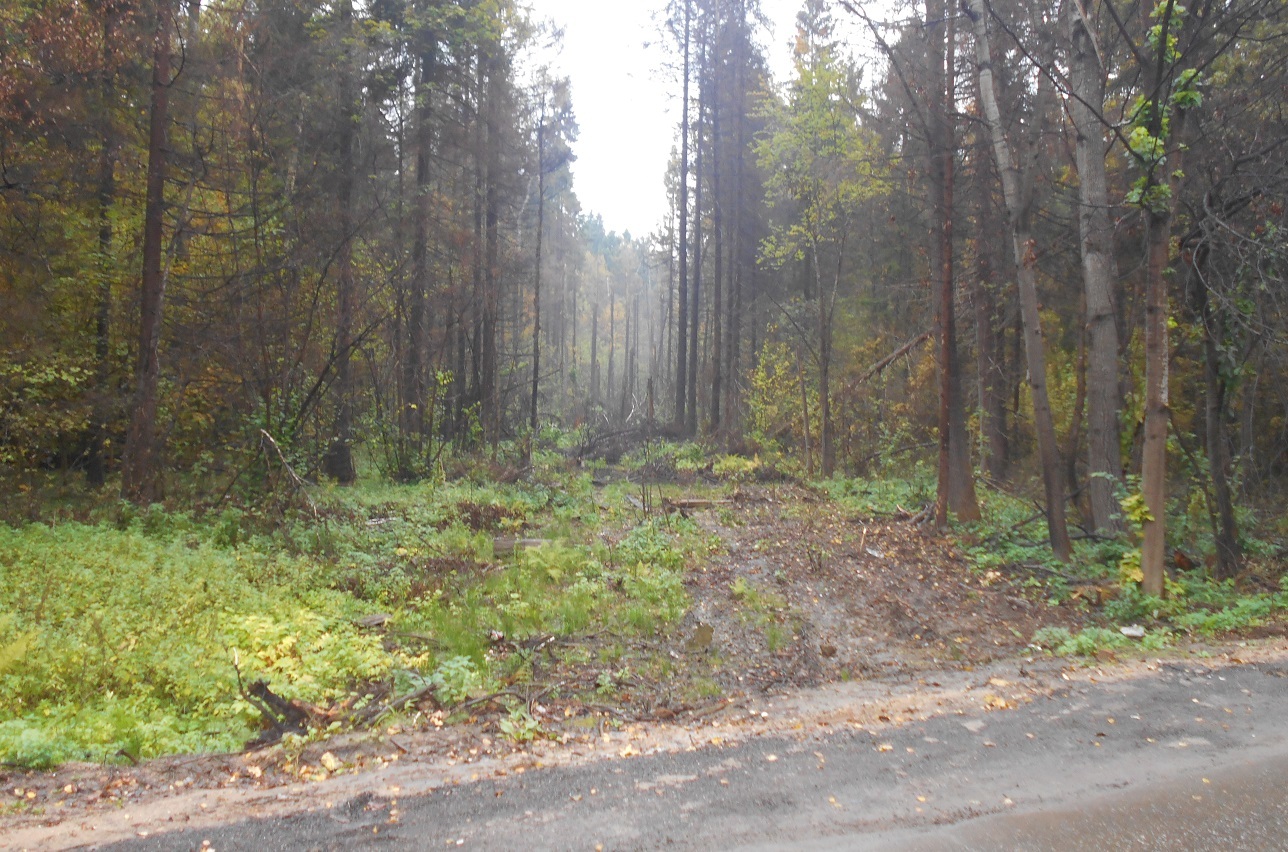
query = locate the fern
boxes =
[0,615,32,675]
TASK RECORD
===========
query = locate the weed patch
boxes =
[0,475,694,769]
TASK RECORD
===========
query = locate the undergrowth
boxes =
[941,480,1288,657]
[0,473,695,769]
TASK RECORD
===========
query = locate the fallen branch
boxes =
[860,330,932,382]
[662,498,734,511]
[259,429,318,519]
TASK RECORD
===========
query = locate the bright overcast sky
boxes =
[525,0,812,239]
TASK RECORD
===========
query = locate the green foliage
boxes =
[712,454,761,482]
[1125,1,1203,212]
[756,37,886,267]
[746,337,814,465]
[0,520,389,767]
[498,706,542,743]
[430,655,482,707]
[0,354,94,468]
[0,476,694,768]
[1031,625,1170,656]
[0,615,33,675]
[823,469,935,517]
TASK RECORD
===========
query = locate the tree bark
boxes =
[1188,253,1242,579]
[971,136,1008,480]
[530,95,546,448]
[121,0,174,505]
[323,0,358,484]
[674,1,691,428]
[88,5,118,488]
[1138,0,1194,597]
[1069,0,1124,533]
[967,0,1070,559]
[711,57,724,435]
[687,37,705,438]
[481,54,501,448]
[931,0,980,525]
[403,36,436,465]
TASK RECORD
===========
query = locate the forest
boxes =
[2,0,1287,773]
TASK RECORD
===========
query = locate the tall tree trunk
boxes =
[480,54,501,448]
[816,244,838,478]
[730,23,747,433]
[607,290,616,412]
[590,302,599,410]
[967,0,1070,558]
[674,1,691,428]
[1069,0,1124,533]
[1138,0,1194,596]
[1140,203,1172,594]
[88,6,117,488]
[121,0,174,505]
[931,0,981,525]
[530,101,546,447]
[1201,295,1242,580]
[687,47,705,438]
[972,140,1008,480]
[403,37,436,464]
[711,67,724,435]
[324,0,358,484]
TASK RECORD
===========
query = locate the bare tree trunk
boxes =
[687,45,705,438]
[971,143,1008,480]
[88,6,118,488]
[931,0,980,525]
[818,249,836,477]
[674,0,691,428]
[1069,0,1124,533]
[481,55,500,448]
[967,0,1070,559]
[1186,254,1242,579]
[529,99,546,448]
[121,0,174,505]
[1202,308,1242,579]
[1140,204,1172,594]
[607,289,616,413]
[1138,0,1195,596]
[403,38,435,464]
[711,68,724,435]
[323,0,358,484]
[799,343,813,476]
[590,302,599,410]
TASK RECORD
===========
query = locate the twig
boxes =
[259,429,318,518]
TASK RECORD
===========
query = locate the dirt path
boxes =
[0,486,1270,850]
[677,484,1087,691]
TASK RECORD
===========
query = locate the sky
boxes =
[525,0,811,240]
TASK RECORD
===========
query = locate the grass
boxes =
[0,470,698,769]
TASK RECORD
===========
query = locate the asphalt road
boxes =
[105,656,1288,851]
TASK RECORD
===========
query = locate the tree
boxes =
[670,0,694,431]
[756,0,886,478]
[965,0,1073,560]
[322,0,360,484]
[843,0,981,520]
[928,0,981,525]
[1067,0,1125,535]
[120,0,176,505]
